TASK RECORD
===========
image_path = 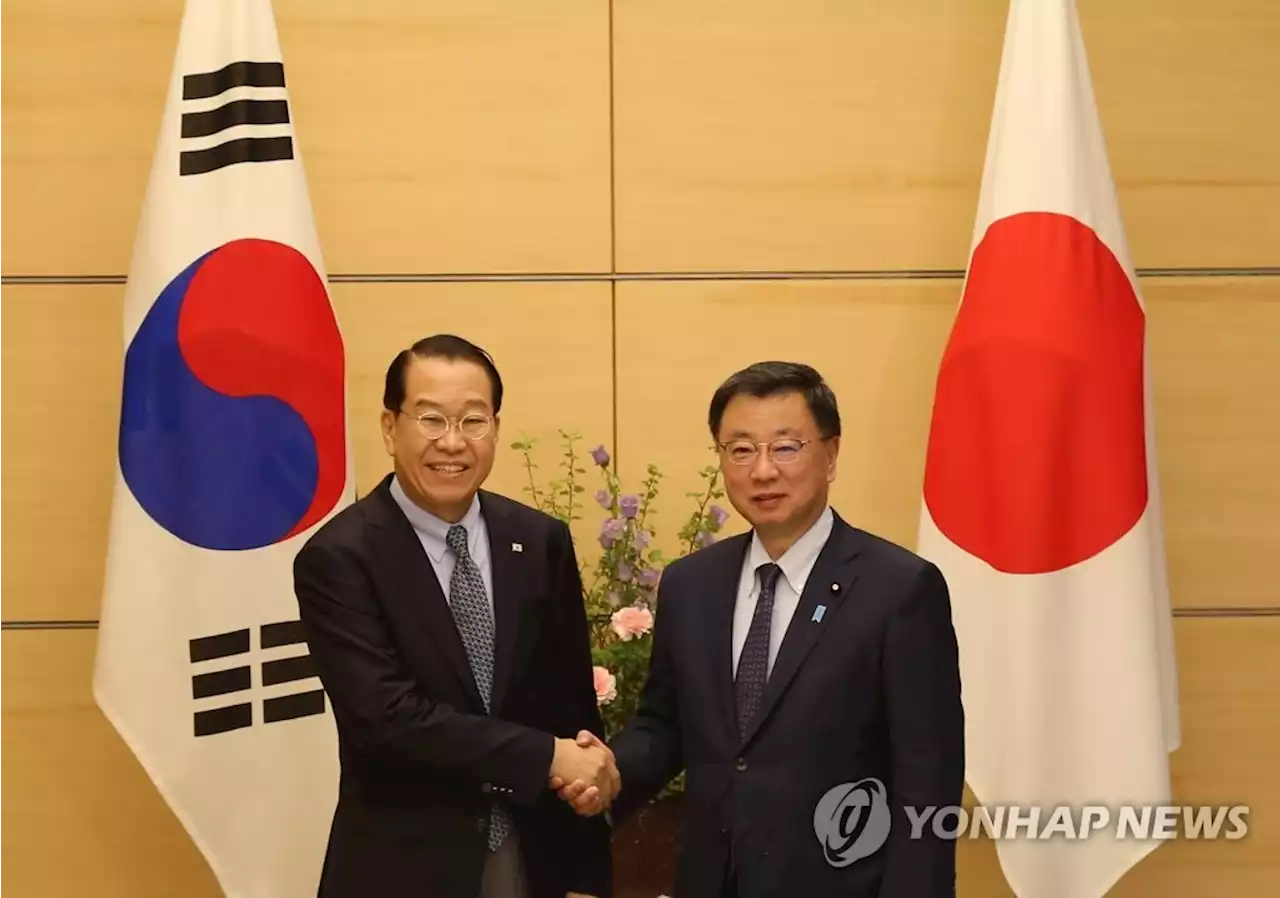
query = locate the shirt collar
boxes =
[745,505,834,594]
[390,474,483,564]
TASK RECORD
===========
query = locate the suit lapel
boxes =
[740,514,862,748]
[477,491,528,715]
[366,475,486,710]
[705,533,752,748]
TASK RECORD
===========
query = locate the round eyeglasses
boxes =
[717,438,812,465]
[401,410,493,441]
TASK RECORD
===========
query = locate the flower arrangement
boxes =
[510,431,731,770]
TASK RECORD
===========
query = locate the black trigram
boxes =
[178,60,294,177]
[189,620,325,737]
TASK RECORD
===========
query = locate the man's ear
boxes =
[380,409,397,456]
[825,435,840,483]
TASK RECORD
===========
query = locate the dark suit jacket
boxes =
[293,473,611,898]
[610,511,964,898]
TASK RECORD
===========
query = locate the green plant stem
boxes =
[522,452,543,510]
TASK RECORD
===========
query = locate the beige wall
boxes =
[3,0,1278,895]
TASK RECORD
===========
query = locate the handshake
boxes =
[547,730,620,817]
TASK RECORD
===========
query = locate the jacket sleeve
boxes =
[879,561,966,897]
[545,520,614,897]
[608,565,685,824]
[293,536,554,808]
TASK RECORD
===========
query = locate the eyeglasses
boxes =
[717,438,812,465]
[400,409,493,441]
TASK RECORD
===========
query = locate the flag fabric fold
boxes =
[917,0,1180,895]
[93,2,353,895]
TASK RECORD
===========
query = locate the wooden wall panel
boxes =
[613,277,1280,608]
[1,286,124,622]
[4,629,101,713]
[612,0,1280,273]
[2,630,221,898]
[0,0,177,276]
[0,0,612,276]
[4,620,1274,897]
[1147,278,1280,610]
[275,0,612,275]
[0,281,612,621]
[612,0,1002,274]
[1081,0,1280,270]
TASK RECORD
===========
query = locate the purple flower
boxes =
[606,590,622,608]
[638,567,661,588]
[594,488,611,509]
[632,529,651,551]
[709,505,730,530]
[619,494,640,519]
[617,562,634,582]
[599,517,627,548]
[590,445,611,467]
[696,531,715,548]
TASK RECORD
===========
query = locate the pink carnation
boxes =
[593,665,617,705]
[611,606,654,642]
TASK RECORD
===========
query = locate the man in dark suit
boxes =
[294,334,615,898]
[557,360,965,897]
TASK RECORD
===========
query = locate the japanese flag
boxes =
[916,0,1181,894]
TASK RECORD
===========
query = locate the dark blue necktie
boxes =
[735,562,782,742]
[445,524,511,852]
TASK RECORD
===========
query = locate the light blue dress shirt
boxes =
[389,475,494,617]
[732,505,834,677]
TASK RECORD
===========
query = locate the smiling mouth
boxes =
[427,463,468,475]
[753,493,785,503]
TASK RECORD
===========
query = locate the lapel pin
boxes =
[812,604,827,623]
[511,542,523,553]
[830,582,840,593]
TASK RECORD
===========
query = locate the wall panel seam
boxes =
[5,267,1280,287]
[6,607,1280,630]
[608,0,620,468]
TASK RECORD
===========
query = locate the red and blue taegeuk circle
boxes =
[119,238,346,550]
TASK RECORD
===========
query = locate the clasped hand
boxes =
[548,730,619,817]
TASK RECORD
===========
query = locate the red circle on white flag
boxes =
[922,211,1148,574]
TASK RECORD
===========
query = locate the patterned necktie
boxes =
[445,524,511,851]
[735,562,782,742]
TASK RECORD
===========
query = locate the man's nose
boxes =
[436,424,467,452]
[749,449,779,481]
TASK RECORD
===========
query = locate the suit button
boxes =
[735,757,748,772]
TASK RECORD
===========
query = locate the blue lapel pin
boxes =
[812,604,826,623]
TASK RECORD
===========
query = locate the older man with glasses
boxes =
[557,360,966,898]
[293,334,615,898]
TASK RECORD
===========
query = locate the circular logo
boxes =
[813,777,892,867]
[119,238,346,550]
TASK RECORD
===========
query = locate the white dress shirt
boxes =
[389,475,494,617]
[732,505,834,677]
